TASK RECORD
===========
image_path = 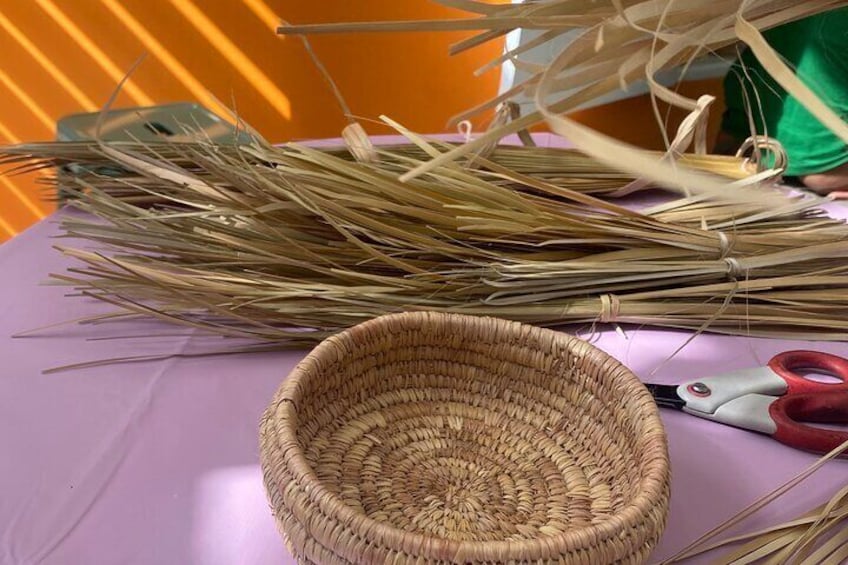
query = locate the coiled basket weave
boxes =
[260,312,670,564]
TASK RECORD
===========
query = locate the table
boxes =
[2,135,847,565]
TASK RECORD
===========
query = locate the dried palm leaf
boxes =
[277,0,847,200]
[15,138,756,203]
[4,131,848,344]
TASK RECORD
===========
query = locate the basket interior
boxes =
[290,317,659,543]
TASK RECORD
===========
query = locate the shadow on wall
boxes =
[0,0,505,240]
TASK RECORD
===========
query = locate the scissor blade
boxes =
[645,383,687,410]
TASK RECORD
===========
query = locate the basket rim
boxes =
[263,311,669,562]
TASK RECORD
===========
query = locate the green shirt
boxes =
[722,9,848,177]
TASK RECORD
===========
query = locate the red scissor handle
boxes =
[768,350,848,394]
[770,392,848,456]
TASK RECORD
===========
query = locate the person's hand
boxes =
[801,167,848,198]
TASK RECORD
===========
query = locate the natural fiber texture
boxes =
[330,141,759,195]
[14,139,758,202]
[278,0,846,199]
[4,134,848,346]
[259,311,670,564]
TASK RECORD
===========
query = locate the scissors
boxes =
[646,350,848,456]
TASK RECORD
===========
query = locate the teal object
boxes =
[57,102,253,144]
[56,102,253,202]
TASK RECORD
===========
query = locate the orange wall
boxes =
[0,1,505,239]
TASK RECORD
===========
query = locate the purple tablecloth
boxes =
[2,136,847,564]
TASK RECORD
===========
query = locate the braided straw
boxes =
[260,312,670,564]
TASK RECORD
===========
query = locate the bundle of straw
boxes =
[329,142,758,197]
[4,132,848,344]
[278,0,848,198]
[43,138,757,204]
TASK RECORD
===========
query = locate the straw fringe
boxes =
[3,135,848,343]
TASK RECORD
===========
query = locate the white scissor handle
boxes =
[677,366,787,416]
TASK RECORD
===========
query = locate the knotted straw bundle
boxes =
[5,133,848,352]
[259,312,669,564]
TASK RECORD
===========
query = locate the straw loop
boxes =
[600,293,622,323]
[735,135,787,176]
[456,120,474,142]
[724,257,745,280]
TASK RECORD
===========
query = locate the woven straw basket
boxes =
[260,312,670,564]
